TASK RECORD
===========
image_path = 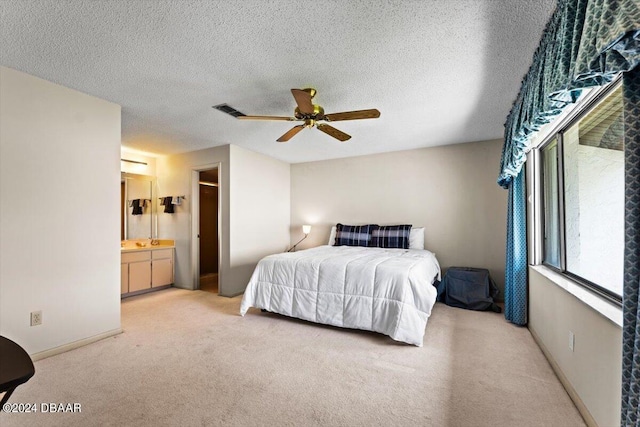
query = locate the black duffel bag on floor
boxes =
[436,267,502,313]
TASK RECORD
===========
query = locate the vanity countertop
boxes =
[121,239,175,253]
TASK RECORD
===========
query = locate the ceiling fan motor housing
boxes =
[303,88,317,98]
[294,104,324,121]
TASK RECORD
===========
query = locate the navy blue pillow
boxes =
[369,225,412,249]
[334,223,376,247]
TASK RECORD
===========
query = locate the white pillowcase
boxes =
[409,227,424,250]
[328,226,337,245]
[329,225,424,250]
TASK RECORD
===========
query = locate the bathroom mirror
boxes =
[121,172,156,240]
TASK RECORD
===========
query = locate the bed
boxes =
[239,244,441,347]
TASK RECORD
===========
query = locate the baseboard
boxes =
[529,327,598,427]
[121,284,172,298]
[220,290,244,298]
[30,328,123,361]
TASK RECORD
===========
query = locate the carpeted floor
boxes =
[2,288,585,426]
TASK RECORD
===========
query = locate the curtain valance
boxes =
[498,0,640,188]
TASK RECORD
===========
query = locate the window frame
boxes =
[539,137,561,269]
[535,78,623,307]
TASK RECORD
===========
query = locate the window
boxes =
[541,139,560,268]
[539,84,624,302]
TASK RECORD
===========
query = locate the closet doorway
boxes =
[197,168,220,293]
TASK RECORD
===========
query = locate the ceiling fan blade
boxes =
[324,109,380,122]
[276,125,305,142]
[317,124,351,142]
[291,89,314,115]
[238,115,296,121]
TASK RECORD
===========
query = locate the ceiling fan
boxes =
[237,88,380,143]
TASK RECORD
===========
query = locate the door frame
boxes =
[190,162,222,293]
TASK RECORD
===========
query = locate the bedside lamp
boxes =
[287,225,311,252]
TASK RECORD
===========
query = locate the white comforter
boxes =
[240,245,441,346]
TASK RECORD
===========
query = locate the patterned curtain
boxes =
[504,170,527,326]
[498,0,640,189]
[497,3,639,423]
[622,65,640,427]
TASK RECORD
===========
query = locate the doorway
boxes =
[197,168,219,293]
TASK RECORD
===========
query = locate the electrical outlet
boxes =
[30,310,42,326]
[569,331,575,352]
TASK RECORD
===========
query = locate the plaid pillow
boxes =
[334,223,376,247]
[369,225,412,249]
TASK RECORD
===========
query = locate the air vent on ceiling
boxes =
[212,103,246,118]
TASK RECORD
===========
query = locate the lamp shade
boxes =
[302,225,311,235]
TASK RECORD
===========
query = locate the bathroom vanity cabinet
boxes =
[121,245,174,297]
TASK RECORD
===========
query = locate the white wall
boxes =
[290,139,508,296]
[228,144,290,295]
[528,268,622,427]
[156,144,290,296]
[0,66,122,355]
[156,145,231,293]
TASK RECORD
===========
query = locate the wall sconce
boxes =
[287,225,311,252]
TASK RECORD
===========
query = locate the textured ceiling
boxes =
[0,0,556,163]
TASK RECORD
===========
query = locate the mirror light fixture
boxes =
[121,158,148,166]
[287,225,311,252]
[121,158,149,173]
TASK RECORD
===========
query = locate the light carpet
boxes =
[2,288,585,426]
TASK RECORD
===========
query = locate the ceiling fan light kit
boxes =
[219,88,380,143]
